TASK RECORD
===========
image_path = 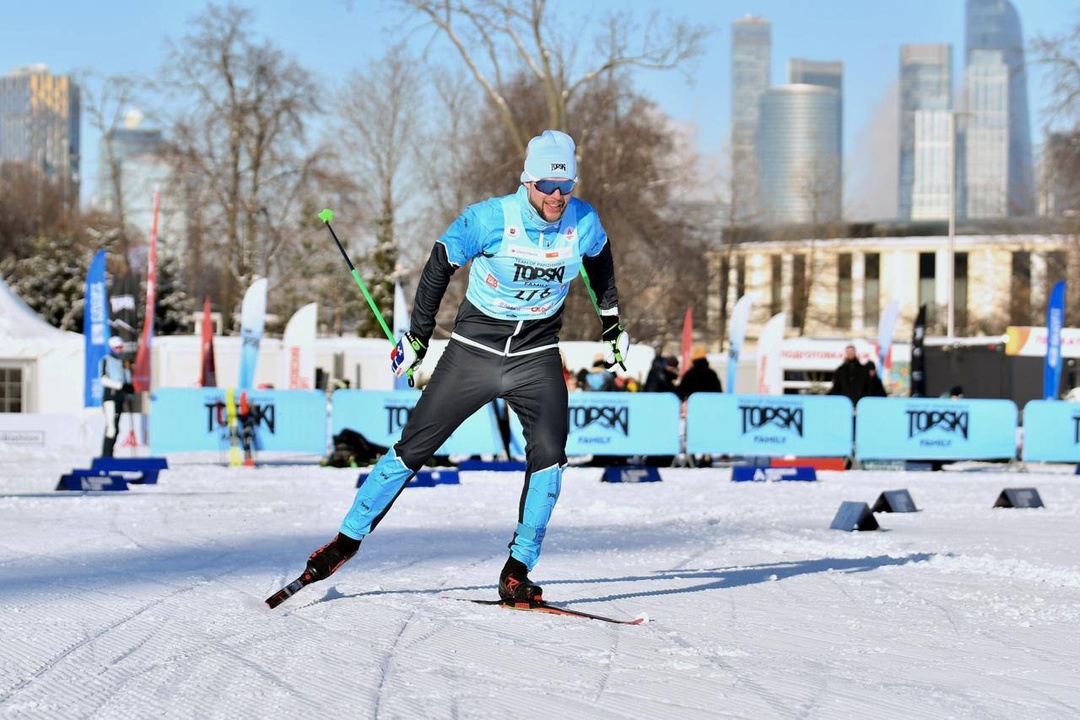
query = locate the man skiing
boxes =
[273,129,628,607]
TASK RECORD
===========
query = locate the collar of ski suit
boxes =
[514,184,568,232]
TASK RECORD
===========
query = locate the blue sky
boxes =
[1,0,1075,216]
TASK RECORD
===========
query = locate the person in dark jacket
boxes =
[676,346,723,400]
[865,360,887,397]
[642,354,678,393]
[829,344,869,403]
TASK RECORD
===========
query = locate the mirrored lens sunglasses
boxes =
[533,179,575,195]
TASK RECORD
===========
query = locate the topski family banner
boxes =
[83,249,110,407]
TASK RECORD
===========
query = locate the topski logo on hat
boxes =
[522,130,577,183]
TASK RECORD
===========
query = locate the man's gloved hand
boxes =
[390,331,427,384]
[601,318,629,370]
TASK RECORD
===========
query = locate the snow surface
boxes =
[2,449,1079,719]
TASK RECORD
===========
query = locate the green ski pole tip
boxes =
[318,208,334,223]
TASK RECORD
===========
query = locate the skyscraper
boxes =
[758,84,843,224]
[898,44,952,220]
[787,59,843,92]
[0,64,81,207]
[963,0,1034,217]
[97,110,186,259]
[731,15,771,221]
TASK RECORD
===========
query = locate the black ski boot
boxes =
[305,533,361,582]
[498,556,543,603]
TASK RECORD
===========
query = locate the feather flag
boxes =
[910,305,927,397]
[876,299,901,388]
[1044,280,1066,400]
[756,312,786,395]
[131,187,160,392]
[726,294,754,392]
[281,303,317,390]
[393,281,411,390]
[679,306,693,379]
[199,296,217,387]
[238,277,268,390]
[83,249,110,407]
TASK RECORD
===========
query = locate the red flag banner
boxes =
[200,296,217,387]
[131,188,160,391]
[680,306,693,379]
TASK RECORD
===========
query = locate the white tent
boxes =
[0,275,84,414]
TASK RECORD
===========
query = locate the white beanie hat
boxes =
[521,130,577,183]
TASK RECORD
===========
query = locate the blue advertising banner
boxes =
[1020,400,1080,462]
[685,394,854,457]
[83,249,109,408]
[330,390,504,456]
[509,392,682,457]
[855,397,1018,461]
[149,388,328,454]
[1045,280,1066,400]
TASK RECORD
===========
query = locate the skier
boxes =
[287,129,628,605]
[99,335,132,458]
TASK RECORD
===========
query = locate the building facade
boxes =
[757,84,843,224]
[0,64,80,207]
[708,222,1075,349]
[963,0,1034,218]
[898,44,952,220]
[731,15,771,221]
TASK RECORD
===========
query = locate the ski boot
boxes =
[498,556,543,604]
[305,532,361,582]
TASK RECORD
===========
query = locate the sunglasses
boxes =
[533,179,575,195]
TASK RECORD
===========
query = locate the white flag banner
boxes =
[280,302,317,390]
[756,312,787,395]
[238,277,268,390]
[393,282,411,390]
[876,299,901,386]
[727,293,755,392]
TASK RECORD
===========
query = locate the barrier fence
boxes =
[142,389,1080,464]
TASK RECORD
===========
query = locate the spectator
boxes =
[676,346,723,401]
[582,354,618,391]
[643,354,679,393]
[829,344,869,403]
[865,361,887,397]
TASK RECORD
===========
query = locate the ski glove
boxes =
[391,331,427,385]
[601,318,629,370]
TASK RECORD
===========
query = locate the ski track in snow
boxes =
[2,454,1080,718]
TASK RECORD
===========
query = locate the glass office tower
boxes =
[964,0,1034,217]
[899,44,952,220]
[731,15,771,220]
[758,84,843,224]
[0,64,81,207]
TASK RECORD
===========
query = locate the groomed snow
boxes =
[2,450,1078,719]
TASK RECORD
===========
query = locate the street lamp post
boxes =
[946,110,972,340]
[947,111,957,340]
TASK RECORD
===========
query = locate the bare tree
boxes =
[395,0,708,157]
[334,42,425,337]
[156,3,324,331]
[78,72,142,276]
[1031,20,1080,314]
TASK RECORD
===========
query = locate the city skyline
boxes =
[0,1,1073,220]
